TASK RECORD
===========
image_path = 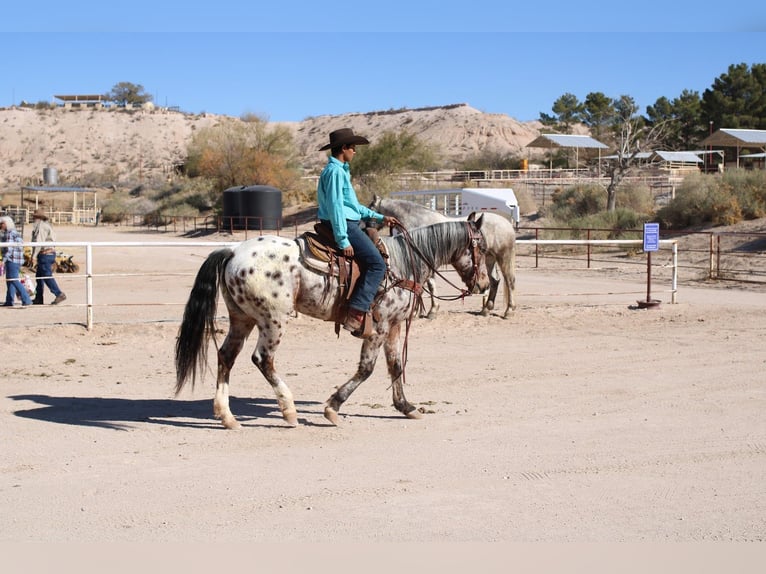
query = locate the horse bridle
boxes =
[391,220,486,298]
[459,220,488,294]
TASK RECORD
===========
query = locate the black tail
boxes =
[174,248,234,394]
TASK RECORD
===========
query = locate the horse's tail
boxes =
[175,247,234,395]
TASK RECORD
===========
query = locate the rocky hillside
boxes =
[0,103,544,190]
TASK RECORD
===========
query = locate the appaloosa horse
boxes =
[370,194,517,318]
[175,218,489,429]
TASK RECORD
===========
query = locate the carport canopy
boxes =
[526,133,609,172]
[700,129,766,167]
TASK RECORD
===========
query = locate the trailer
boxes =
[391,187,520,226]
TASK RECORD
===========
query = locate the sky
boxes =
[2,2,765,123]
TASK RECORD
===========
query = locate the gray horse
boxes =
[370,194,516,318]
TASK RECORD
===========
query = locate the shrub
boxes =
[655,171,759,229]
[548,184,606,221]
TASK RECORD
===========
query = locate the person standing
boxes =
[316,128,399,336]
[30,209,66,305]
[0,215,32,307]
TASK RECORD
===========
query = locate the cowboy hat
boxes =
[318,128,370,151]
[32,209,48,220]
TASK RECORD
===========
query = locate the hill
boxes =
[0,103,544,191]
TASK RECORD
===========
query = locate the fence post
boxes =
[86,243,93,331]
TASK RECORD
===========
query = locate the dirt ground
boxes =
[1,224,765,544]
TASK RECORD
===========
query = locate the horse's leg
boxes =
[498,247,517,317]
[323,336,384,425]
[215,312,256,430]
[425,278,439,319]
[251,316,298,427]
[384,323,421,419]
[481,256,499,316]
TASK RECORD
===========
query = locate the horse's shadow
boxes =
[7,394,330,431]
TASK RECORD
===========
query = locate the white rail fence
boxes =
[2,239,678,330]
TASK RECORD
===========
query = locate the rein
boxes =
[378,221,484,389]
[392,221,483,301]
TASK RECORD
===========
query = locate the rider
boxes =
[316,128,400,337]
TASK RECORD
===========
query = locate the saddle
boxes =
[297,221,389,337]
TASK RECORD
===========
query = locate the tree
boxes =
[582,92,614,141]
[602,95,667,211]
[539,93,584,134]
[351,129,438,181]
[645,90,704,150]
[701,63,766,130]
[106,82,153,106]
[185,116,300,195]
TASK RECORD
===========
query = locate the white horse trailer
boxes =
[391,188,520,227]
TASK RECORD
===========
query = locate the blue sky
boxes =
[2,3,765,122]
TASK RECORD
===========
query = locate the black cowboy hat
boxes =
[318,128,370,151]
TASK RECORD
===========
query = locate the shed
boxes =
[700,129,766,167]
[740,151,766,169]
[526,134,609,173]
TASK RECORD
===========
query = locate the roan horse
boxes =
[175,218,490,429]
[370,194,517,318]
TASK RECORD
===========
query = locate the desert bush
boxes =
[548,184,606,221]
[616,181,654,215]
[655,171,755,229]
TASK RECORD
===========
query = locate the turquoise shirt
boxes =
[316,156,383,249]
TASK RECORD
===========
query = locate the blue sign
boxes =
[643,222,660,252]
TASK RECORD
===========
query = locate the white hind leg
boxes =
[215,314,257,430]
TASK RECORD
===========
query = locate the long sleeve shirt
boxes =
[1,229,26,265]
[316,156,384,249]
[30,220,56,259]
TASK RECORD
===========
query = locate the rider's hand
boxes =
[343,245,354,257]
[383,215,400,228]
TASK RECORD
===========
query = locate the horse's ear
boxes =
[474,213,484,230]
[370,193,381,209]
[467,211,476,222]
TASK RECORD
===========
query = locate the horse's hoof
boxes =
[485,300,495,311]
[405,408,423,420]
[324,406,340,426]
[222,416,242,430]
[480,308,490,317]
[283,410,298,427]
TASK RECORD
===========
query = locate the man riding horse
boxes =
[316,128,400,337]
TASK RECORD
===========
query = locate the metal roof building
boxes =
[700,129,766,167]
[526,134,609,150]
[526,134,609,172]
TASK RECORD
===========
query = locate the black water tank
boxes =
[240,185,282,230]
[222,187,243,229]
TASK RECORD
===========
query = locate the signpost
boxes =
[638,223,661,308]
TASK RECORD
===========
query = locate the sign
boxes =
[643,222,660,252]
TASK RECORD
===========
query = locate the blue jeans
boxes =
[4,260,32,306]
[333,220,386,313]
[35,253,63,302]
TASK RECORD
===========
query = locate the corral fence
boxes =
[516,226,766,285]
[3,225,764,330]
[5,237,677,331]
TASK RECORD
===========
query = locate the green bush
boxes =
[548,184,606,221]
[654,171,765,228]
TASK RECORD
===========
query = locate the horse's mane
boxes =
[372,195,464,227]
[384,220,469,282]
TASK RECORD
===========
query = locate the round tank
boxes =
[239,185,282,230]
[43,167,58,185]
[222,186,244,230]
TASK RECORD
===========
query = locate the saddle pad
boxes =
[296,234,343,276]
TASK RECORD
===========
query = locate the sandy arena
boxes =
[1,224,764,543]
